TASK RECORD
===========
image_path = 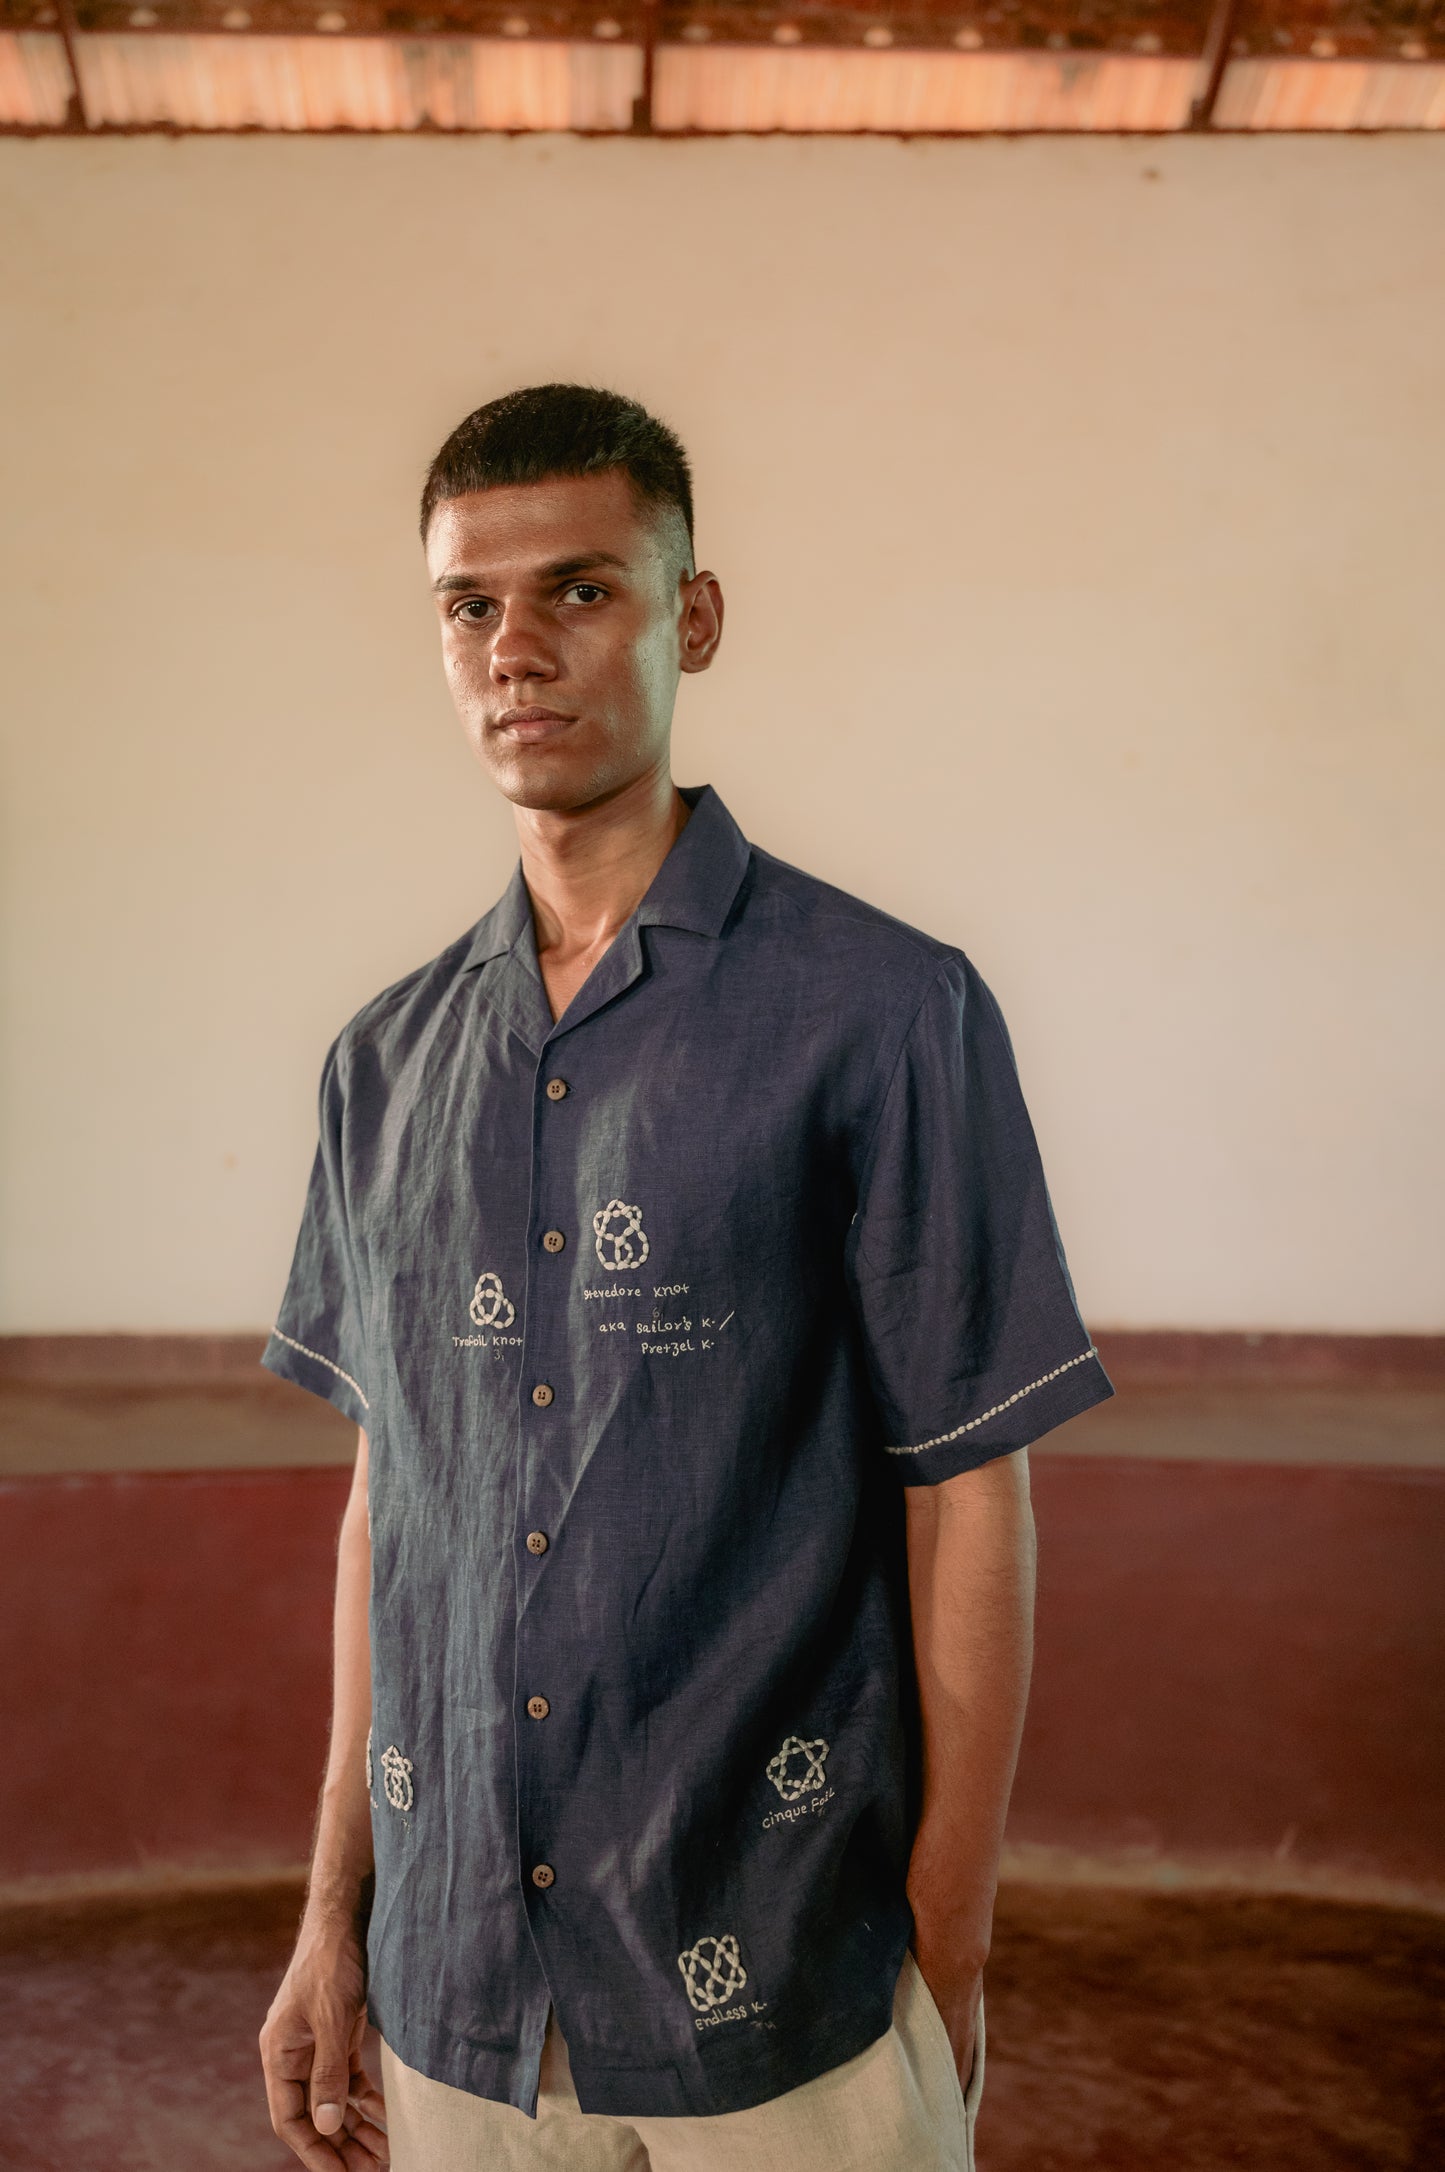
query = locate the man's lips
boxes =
[491,706,576,744]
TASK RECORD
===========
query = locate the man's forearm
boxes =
[903,1447,1036,2058]
[304,1428,376,1936]
[261,1429,385,2162]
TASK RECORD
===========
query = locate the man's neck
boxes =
[516,764,690,1021]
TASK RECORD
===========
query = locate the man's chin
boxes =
[485,752,619,818]
[480,739,660,819]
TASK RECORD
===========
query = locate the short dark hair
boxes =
[420,383,695,560]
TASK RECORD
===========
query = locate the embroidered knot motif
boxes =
[380,1745,414,1812]
[469,1272,516,1330]
[766,1735,829,1802]
[364,1727,373,1794]
[678,1933,748,2014]
[593,1199,650,1273]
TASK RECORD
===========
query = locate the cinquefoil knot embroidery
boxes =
[678,1933,748,2014]
[593,1199,649,1272]
[380,1744,414,1812]
[469,1272,516,1330]
[766,1735,829,1802]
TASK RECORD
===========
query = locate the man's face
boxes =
[425,469,721,815]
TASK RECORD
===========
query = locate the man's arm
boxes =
[260,1429,388,2170]
[903,1445,1036,2084]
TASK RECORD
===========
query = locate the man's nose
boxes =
[489,603,557,685]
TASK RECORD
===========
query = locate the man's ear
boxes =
[679,572,724,676]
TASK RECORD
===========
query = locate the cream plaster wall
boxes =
[1,133,1441,1332]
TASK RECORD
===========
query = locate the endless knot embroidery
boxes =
[593,1198,650,1273]
[469,1271,516,1330]
[380,1745,413,1812]
[677,1933,748,2014]
[766,1735,830,1803]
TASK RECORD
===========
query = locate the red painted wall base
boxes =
[2,1459,1441,1889]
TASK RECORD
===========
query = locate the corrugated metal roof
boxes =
[67,31,640,127]
[1,28,72,121]
[1214,55,1445,126]
[654,44,1198,129]
[2,19,1443,131]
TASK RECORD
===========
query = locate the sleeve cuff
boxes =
[262,1326,371,1429]
[882,1345,1113,1482]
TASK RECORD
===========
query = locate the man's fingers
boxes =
[280,2115,351,2172]
[348,2061,387,2130]
[341,2060,388,2165]
[260,2014,358,2170]
[341,2110,390,2167]
[262,2076,349,2172]
[336,2127,389,2172]
[308,2028,357,2137]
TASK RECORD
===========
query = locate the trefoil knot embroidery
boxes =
[469,1272,516,1331]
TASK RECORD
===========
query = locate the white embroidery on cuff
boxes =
[270,1328,370,1411]
[883,1346,1100,1455]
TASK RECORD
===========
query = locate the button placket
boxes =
[518,1061,572,1925]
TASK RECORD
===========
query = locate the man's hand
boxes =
[260,1921,388,2169]
[262,1430,384,2165]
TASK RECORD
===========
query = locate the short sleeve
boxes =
[261,1037,371,1429]
[846,956,1112,1482]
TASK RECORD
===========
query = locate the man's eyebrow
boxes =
[542,551,630,579]
[432,550,631,595]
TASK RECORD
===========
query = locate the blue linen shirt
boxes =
[263,784,1112,2120]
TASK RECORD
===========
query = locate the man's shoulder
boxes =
[328,920,484,1075]
[743,842,964,988]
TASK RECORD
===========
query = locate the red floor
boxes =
[2,1879,1440,2171]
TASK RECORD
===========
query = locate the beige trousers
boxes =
[379,1952,983,2172]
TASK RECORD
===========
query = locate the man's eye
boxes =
[566,583,606,604]
[455,599,493,622]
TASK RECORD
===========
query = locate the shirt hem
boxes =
[376,1985,898,2121]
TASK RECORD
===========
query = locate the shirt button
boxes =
[545,1078,568,1102]
[531,1863,555,1889]
[526,1695,550,1720]
[531,1382,555,1408]
[541,1230,566,1254]
[525,1530,549,1555]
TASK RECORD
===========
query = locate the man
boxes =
[259,384,1112,2172]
